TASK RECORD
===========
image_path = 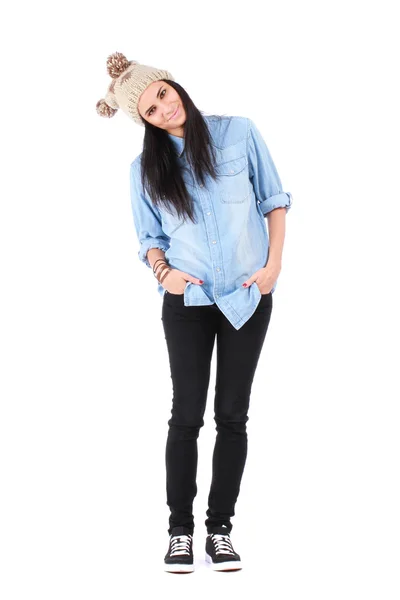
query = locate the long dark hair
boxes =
[139,79,222,224]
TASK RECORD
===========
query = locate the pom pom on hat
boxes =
[96,99,117,118]
[106,51,133,78]
[96,74,120,117]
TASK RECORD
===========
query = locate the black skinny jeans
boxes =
[161,290,273,535]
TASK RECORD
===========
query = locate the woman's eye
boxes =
[149,89,166,116]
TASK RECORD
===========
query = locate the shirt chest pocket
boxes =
[216,154,251,204]
[160,206,184,237]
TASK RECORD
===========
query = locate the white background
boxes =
[1,0,399,598]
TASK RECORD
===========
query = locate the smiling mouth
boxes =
[169,105,179,121]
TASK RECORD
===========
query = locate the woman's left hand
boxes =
[242,262,281,294]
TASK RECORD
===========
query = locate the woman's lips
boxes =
[169,105,179,121]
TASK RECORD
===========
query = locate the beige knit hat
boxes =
[96,51,175,126]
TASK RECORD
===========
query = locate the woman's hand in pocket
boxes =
[242,262,281,295]
[163,268,204,294]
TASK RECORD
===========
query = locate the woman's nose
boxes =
[165,106,175,120]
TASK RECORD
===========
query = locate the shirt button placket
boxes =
[196,177,223,301]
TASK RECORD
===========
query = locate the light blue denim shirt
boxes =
[130,115,292,330]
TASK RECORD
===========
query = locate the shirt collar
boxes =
[167,132,185,157]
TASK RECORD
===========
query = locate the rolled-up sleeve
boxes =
[247,118,293,216]
[130,159,170,268]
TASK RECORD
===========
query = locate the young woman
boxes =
[97,52,293,574]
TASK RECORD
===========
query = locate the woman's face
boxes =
[138,81,186,137]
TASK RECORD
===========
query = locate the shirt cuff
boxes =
[139,240,170,268]
[259,192,293,216]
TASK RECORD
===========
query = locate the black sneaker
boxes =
[205,526,242,571]
[164,526,194,573]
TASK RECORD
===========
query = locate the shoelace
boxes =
[210,533,235,555]
[169,534,192,557]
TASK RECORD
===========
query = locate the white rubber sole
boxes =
[205,552,242,571]
[164,562,195,573]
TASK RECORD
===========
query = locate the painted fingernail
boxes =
[199,280,203,284]
[242,283,247,287]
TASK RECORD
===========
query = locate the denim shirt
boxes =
[129,115,292,330]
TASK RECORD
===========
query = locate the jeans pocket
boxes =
[165,290,185,296]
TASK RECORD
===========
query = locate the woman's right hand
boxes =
[162,268,203,294]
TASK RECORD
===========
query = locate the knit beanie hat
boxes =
[96,52,175,127]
